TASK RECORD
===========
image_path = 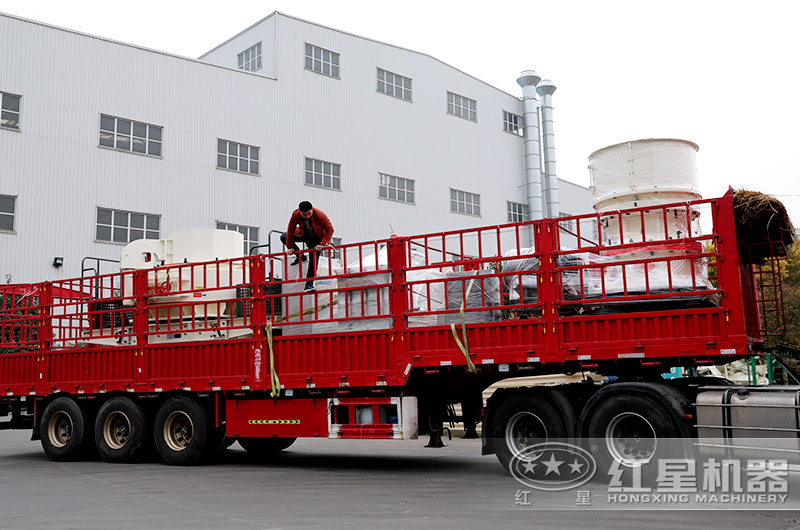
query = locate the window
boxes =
[217,222,259,255]
[305,158,341,190]
[379,173,414,204]
[507,201,528,223]
[96,207,160,244]
[450,188,480,216]
[1,93,20,130]
[377,68,412,101]
[0,195,16,232]
[99,114,162,156]
[237,42,262,72]
[503,111,523,136]
[447,91,477,121]
[304,43,339,78]
[217,139,259,175]
[559,212,576,233]
[330,237,342,261]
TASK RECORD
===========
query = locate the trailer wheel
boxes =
[40,397,89,461]
[154,396,209,466]
[586,394,680,477]
[491,394,566,469]
[238,437,296,457]
[94,397,148,463]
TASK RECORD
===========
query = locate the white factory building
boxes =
[0,11,591,283]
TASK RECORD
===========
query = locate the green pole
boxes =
[767,353,775,384]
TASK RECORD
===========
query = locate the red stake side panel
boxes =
[407,319,544,367]
[272,329,401,390]
[0,352,37,396]
[145,340,258,392]
[46,346,136,394]
[559,308,729,348]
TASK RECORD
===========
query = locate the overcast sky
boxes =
[4,0,799,225]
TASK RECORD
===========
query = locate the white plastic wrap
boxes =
[280,260,339,336]
[501,247,539,302]
[599,206,702,246]
[562,246,713,299]
[589,139,701,209]
[439,270,501,325]
[336,246,446,331]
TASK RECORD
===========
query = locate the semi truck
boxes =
[0,186,794,475]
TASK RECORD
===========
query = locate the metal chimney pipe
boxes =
[516,70,543,222]
[536,80,559,218]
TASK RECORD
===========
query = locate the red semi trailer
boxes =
[0,189,791,470]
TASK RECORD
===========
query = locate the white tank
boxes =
[585,139,711,296]
[589,138,701,211]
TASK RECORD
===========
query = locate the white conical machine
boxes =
[586,139,711,296]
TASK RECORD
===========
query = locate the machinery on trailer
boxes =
[0,139,795,473]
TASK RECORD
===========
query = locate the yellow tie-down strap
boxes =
[450,272,478,374]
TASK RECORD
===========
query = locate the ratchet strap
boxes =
[266,321,281,397]
[450,272,478,374]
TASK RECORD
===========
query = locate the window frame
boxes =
[0,92,21,131]
[377,68,412,102]
[216,139,260,176]
[330,236,342,261]
[503,110,524,136]
[378,173,415,205]
[446,91,477,122]
[98,114,163,158]
[237,42,262,72]
[559,212,576,233]
[450,188,481,217]
[507,201,528,223]
[0,194,17,233]
[304,157,341,191]
[216,221,260,255]
[95,207,161,245]
[304,43,340,79]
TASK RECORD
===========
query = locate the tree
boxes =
[773,243,800,348]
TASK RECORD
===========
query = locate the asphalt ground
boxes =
[1,431,799,530]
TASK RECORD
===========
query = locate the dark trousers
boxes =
[280,232,321,279]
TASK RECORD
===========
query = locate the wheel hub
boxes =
[48,411,73,448]
[505,411,548,458]
[605,411,657,466]
[164,411,194,452]
[103,411,132,450]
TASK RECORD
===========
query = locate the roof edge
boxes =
[197,11,278,59]
[0,11,277,81]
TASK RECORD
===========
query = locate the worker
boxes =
[281,201,334,292]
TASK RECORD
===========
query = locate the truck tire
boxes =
[238,437,296,457]
[40,397,89,461]
[94,396,148,463]
[491,394,566,470]
[586,394,680,479]
[154,396,209,466]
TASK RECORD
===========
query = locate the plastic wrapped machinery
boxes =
[335,246,446,331]
[440,270,501,325]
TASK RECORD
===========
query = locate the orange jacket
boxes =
[285,208,335,248]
